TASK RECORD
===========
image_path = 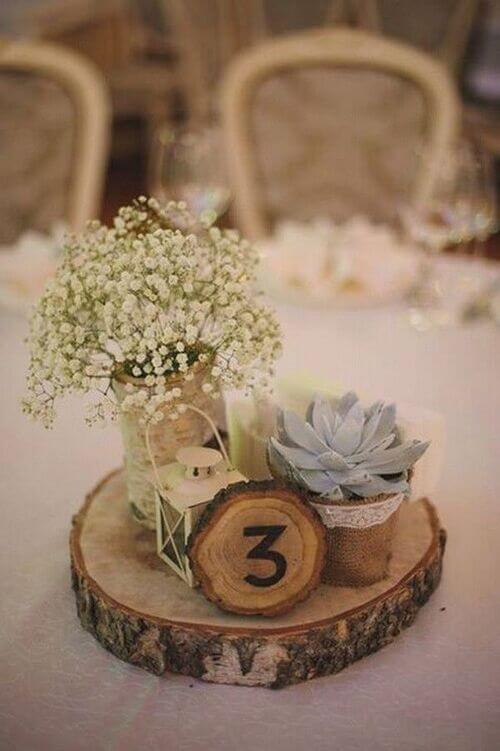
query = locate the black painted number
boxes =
[243,525,287,587]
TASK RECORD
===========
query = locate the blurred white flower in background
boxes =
[256,216,420,307]
[0,222,66,312]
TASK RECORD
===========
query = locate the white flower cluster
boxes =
[22,197,282,427]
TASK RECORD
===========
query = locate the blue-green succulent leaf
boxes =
[345,475,409,498]
[307,394,336,446]
[267,441,303,486]
[330,400,364,455]
[335,391,359,420]
[274,409,289,444]
[297,469,341,495]
[281,409,329,453]
[270,438,325,470]
[360,440,430,474]
[357,400,383,449]
[325,485,345,501]
[317,449,351,471]
[358,401,396,452]
[267,392,429,502]
[351,433,396,462]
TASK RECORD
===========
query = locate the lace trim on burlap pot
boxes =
[310,492,404,529]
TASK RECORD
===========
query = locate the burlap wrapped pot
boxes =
[114,366,219,530]
[310,492,405,587]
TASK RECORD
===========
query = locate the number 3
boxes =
[243,525,287,587]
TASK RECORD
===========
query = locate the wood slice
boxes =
[187,481,327,616]
[70,469,446,689]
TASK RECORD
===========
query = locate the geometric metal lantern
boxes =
[154,446,245,587]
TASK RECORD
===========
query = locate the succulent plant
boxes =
[268,392,429,500]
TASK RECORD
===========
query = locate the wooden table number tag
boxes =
[188,480,327,616]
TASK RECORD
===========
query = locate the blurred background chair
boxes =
[260,0,478,77]
[462,0,500,161]
[160,0,268,125]
[342,0,480,75]
[221,28,460,239]
[15,0,175,157]
[0,40,110,243]
[0,1,497,252]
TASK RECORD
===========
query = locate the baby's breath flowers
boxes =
[22,197,282,427]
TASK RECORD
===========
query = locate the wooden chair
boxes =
[326,0,381,30]
[345,0,479,75]
[0,40,110,241]
[266,0,477,72]
[161,0,268,124]
[221,28,460,239]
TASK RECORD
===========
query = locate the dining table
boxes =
[1,253,499,751]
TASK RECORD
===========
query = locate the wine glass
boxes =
[400,138,498,328]
[148,123,231,220]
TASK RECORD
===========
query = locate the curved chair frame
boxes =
[332,0,479,74]
[163,0,268,125]
[221,28,460,239]
[0,41,111,231]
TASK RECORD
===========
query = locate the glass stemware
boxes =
[148,124,231,220]
[400,138,498,328]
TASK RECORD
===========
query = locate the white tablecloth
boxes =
[1,257,499,751]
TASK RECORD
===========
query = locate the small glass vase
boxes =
[114,366,219,530]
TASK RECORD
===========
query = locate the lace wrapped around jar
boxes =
[114,366,219,530]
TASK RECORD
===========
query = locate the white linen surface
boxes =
[1,256,499,751]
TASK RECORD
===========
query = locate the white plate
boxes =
[257,239,421,309]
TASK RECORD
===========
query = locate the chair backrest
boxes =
[162,0,268,124]
[221,28,460,239]
[0,41,110,241]
[355,0,479,74]
[326,0,380,29]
